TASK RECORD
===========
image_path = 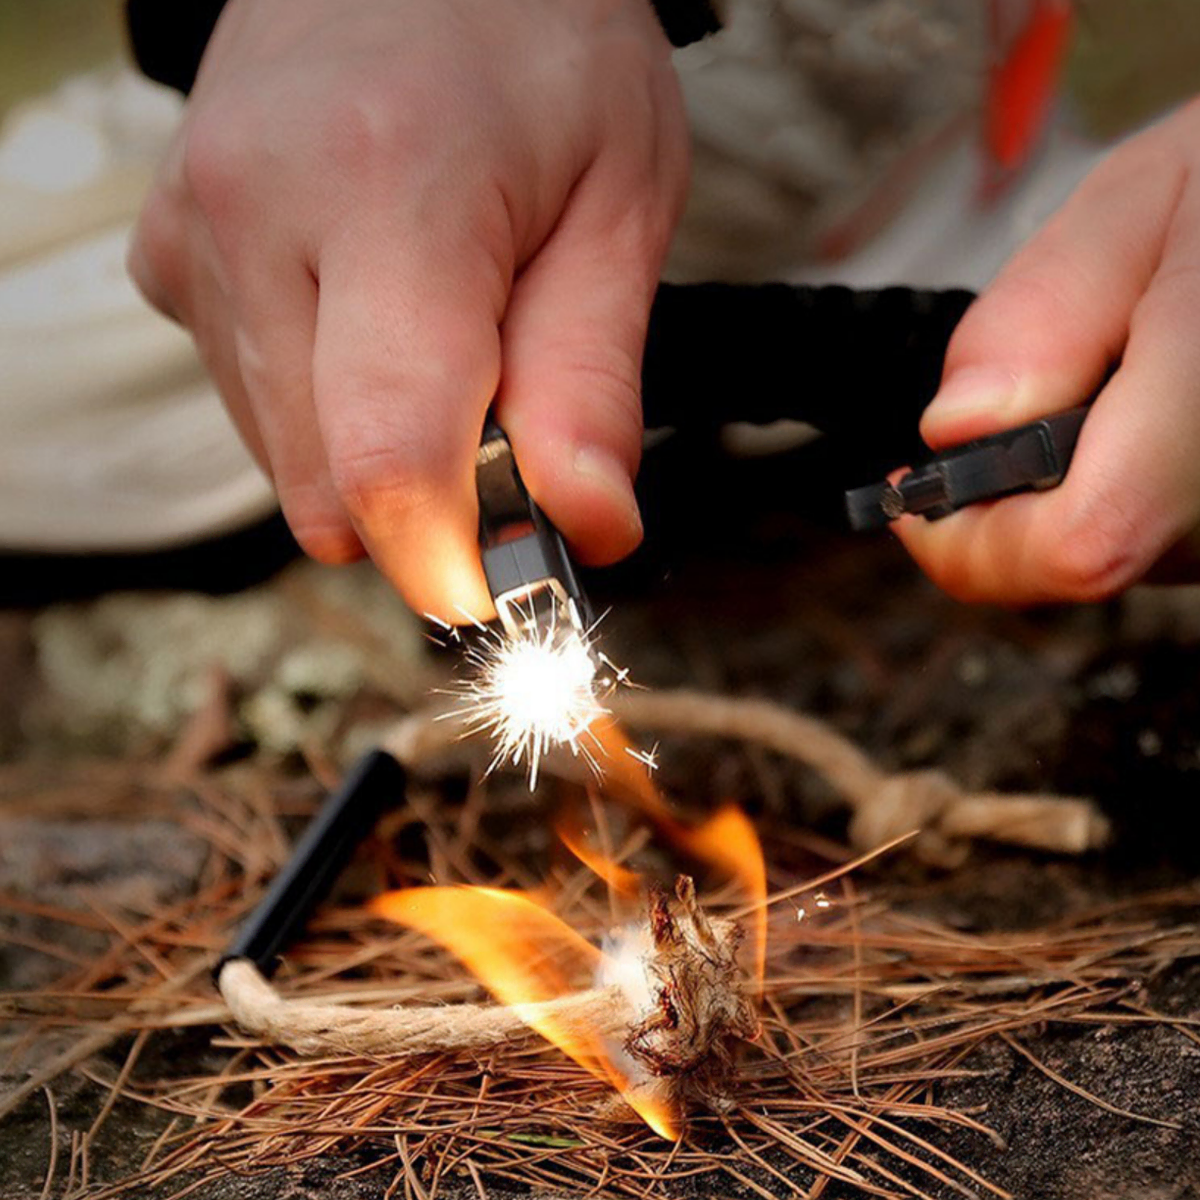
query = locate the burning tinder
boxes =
[219,675,769,1137]
[218,875,758,1138]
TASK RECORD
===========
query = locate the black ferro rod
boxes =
[216,749,407,980]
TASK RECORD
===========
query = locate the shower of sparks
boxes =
[432,605,629,790]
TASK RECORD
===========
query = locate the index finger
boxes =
[311,232,503,621]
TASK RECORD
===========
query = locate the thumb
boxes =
[919,140,1182,450]
[494,174,670,566]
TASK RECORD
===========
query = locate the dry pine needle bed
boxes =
[1,692,1198,1200]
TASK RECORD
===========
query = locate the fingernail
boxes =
[925,366,1021,422]
[573,447,643,537]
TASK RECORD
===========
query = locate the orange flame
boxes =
[587,717,767,986]
[555,814,643,898]
[371,886,678,1138]
[678,804,767,988]
[587,717,674,822]
[372,717,765,1138]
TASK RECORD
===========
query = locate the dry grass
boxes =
[2,754,1198,1200]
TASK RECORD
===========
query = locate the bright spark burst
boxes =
[438,605,625,789]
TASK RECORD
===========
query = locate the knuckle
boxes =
[616,195,678,264]
[321,78,436,173]
[128,191,183,310]
[586,0,674,74]
[602,26,665,81]
[990,262,1079,331]
[181,103,253,217]
[329,442,443,529]
[562,345,643,433]
[280,487,362,564]
[950,268,1093,372]
[291,522,364,565]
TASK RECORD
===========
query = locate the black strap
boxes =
[652,0,721,47]
[642,283,974,450]
[125,0,228,93]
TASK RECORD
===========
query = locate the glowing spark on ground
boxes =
[797,892,834,923]
[441,604,627,789]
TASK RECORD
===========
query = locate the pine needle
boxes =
[3,758,1197,1199]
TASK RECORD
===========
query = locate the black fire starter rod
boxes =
[215,749,407,981]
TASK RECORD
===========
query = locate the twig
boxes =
[38,1086,58,1200]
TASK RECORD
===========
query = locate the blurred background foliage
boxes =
[0,1,1197,132]
[1070,0,1200,136]
[0,0,126,120]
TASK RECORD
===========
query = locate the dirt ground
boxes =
[2,435,1199,1199]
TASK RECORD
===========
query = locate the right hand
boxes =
[129,0,689,619]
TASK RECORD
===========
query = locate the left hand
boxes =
[897,97,1200,604]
